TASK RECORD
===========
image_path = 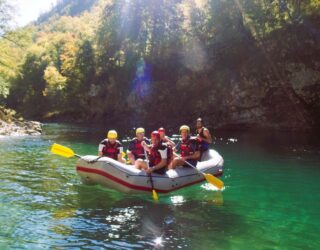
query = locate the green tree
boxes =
[63,39,96,116]
[8,51,49,118]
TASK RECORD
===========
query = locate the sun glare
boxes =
[153,236,164,247]
[194,0,207,9]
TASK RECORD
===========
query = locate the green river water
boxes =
[0,123,319,249]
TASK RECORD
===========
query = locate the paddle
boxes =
[143,147,159,201]
[51,143,81,158]
[173,152,224,190]
[51,143,127,163]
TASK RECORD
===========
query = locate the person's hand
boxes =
[146,167,153,174]
[182,156,189,161]
[141,141,146,147]
[197,136,202,142]
[88,156,101,163]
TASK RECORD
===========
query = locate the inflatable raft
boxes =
[76,149,224,194]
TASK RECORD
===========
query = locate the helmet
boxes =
[151,131,160,140]
[136,127,145,135]
[107,130,118,139]
[158,127,165,133]
[179,125,190,133]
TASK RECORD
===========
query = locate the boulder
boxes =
[0,106,42,136]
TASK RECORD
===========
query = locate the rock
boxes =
[0,106,42,136]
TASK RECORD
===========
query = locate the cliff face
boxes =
[128,18,320,131]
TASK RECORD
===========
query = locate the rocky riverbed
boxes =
[0,120,42,136]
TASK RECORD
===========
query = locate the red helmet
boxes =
[158,127,165,133]
[151,131,160,140]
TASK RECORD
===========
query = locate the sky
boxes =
[12,0,58,27]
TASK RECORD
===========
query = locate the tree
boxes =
[64,39,96,115]
[7,49,49,118]
[0,0,12,37]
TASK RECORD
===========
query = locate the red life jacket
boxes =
[148,143,167,167]
[130,137,149,159]
[180,136,199,159]
[101,139,121,160]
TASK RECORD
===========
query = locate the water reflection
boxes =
[170,195,186,205]
[2,124,319,249]
[46,187,238,249]
[153,236,163,247]
[0,127,245,249]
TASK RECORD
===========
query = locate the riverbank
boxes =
[0,107,42,136]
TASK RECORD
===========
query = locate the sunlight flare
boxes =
[153,236,163,247]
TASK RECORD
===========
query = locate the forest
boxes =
[1,0,319,130]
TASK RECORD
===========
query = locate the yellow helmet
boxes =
[107,130,118,139]
[179,125,190,133]
[136,127,145,135]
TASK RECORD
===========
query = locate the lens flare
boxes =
[131,58,151,99]
[153,236,163,247]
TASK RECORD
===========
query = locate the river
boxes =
[0,123,319,249]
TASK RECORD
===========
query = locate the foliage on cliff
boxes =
[1,0,320,130]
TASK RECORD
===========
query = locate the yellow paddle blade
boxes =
[204,173,224,190]
[152,189,159,201]
[51,143,75,158]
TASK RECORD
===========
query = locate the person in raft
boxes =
[98,130,126,163]
[195,117,213,153]
[158,127,175,165]
[135,131,168,174]
[127,127,151,165]
[158,127,175,148]
[168,125,200,169]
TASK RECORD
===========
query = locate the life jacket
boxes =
[129,137,149,159]
[197,127,209,152]
[101,139,121,160]
[180,136,199,160]
[148,142,167,167]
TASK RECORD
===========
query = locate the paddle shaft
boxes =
[149,173,156,189]
[173,152,210,179]
[143,147,154,184]
[173,152,224,189]
[173,152,198,170]
[143,147,150,169]
[144,147,158,200]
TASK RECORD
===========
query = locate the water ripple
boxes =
[1,124,320,249]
